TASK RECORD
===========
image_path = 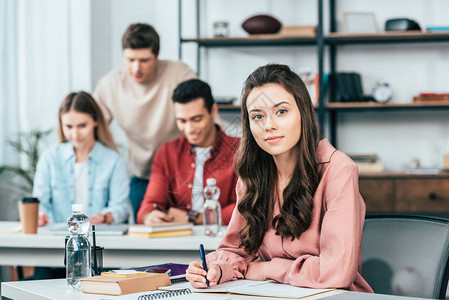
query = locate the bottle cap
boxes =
[206,178,216,186]
[72,204,84,213]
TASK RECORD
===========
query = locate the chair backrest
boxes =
[362,214,449,299]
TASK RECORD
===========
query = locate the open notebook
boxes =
[160,280,333,299]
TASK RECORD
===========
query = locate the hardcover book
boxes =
[128,229,193,238]
[79,273,171,295]
[128,222,193,233]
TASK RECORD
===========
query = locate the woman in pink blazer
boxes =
[186,64,373,293]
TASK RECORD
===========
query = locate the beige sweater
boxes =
[93,60,196,178]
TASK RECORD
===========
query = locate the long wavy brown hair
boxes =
[58,91,118,152]
[235,64,320,255]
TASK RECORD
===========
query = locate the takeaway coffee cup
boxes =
[18,197,40,234]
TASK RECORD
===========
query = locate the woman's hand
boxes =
[89,213,105,225]
[245,259,269,281]
[89,212,114,225]
[186,261,221,288]
[142,210,173,225]
[167,207,188,223]
[37,212,49,227]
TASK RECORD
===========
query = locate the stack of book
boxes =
[279,25,317,37]
[128,222,193,238]
[413,92,449,102]
[349,154,384,173]
[80,270,171,295]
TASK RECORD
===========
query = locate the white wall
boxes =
[88,0,449,172]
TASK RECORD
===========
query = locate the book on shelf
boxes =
[128,222,193,233]
[280,25,317,37]
[79,273,171,296]
[413,92,449,102]
[404,167,441,174]
[349,153,384,173]
[355,161,384,173]
[128,229,193,238]
[159,279,333,299]
[426,26,449,32]
[348,153,379,163]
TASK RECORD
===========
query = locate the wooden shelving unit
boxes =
[326,101,449,111]
[326,0,449,145]
[179,0,449,213]
[178,2,449,151]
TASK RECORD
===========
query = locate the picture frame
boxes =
[343,12,378,33]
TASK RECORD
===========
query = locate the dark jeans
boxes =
[22,267,65,280]
[129,176,149,223]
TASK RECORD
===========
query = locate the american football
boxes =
[242,14,282,34]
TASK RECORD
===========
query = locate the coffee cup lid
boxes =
[20,197,40,203]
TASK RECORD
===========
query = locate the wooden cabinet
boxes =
[359,179,394,212]
[359,173,449,214]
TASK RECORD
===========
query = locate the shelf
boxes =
[326,101,449,111]
[182,31,449,48]
[219,102,449,112]
[217,104,241,112]
[181,35,317,47]
[360,172,449,179]
[218,103,320,112]
[327,31,449,45]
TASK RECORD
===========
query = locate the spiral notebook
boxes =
[107,288,229,299]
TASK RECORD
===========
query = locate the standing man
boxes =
[93,23,196,221]
[137,79,239,226]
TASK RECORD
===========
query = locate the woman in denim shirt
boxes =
[33,91,130,225]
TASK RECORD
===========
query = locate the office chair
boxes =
[361,214,449,299]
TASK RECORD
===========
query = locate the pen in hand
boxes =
[199,243,209,287]
[153,203,167,213]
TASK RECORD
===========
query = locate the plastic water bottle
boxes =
[203,178,222,237]
[66,204,91,289]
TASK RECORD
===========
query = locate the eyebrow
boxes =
[64,122,87,126]
[249,101,291,113]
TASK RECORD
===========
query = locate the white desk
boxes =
[1,279,428,300]
[0,222,221,268]
[0,278,340,300]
